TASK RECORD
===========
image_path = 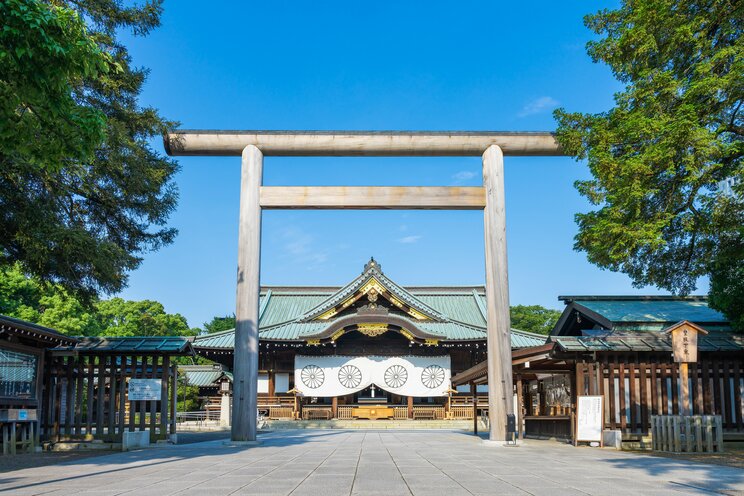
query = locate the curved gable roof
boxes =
[193,259,546,349]
[298,258,445,322]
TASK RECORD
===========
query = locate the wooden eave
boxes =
[550,301,614,336]
[451,343,557,386]
[0,315,77,347]
[298,314,446,343]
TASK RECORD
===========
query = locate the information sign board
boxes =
[576,395,603,443]
[128,379,162,401]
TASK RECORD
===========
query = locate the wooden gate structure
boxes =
[164,130,564,442]
[42,337,193,444]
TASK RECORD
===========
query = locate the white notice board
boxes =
[128,379,162,401]
[576,395,603,442]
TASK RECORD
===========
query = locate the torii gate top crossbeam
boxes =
[163,130,563,157]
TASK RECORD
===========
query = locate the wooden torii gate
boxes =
[164,130,563,442]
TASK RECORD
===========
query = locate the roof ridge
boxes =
[195,328,236,340]
[511,328,549,339]
[559,295,709,301]
[472,290,488,322]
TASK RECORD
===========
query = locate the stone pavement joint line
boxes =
[0,430,742,495]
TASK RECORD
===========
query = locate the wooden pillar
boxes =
[331,396,338,418]
[170,364,177,435]
[232,144,263,442]
[482,144,513,441]
[471,382,478,435]
[539,382,547,416]
[407,396,413,419]
[571,366,578,445]
[268,371,276,398]
[680,362,690,416]
[516,375,524,440]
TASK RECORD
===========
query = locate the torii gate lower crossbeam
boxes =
[164,130,564,443]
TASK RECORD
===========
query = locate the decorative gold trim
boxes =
[424,339,439,346]
[305,339,321,346]
[399,329,414,341]
[389,296,403,308]
[408,308,428,320]
[357,323,388,337]
[331,329,345,341]
[360,279,386,295]
[317,308,337,320]
[340,296,357,309]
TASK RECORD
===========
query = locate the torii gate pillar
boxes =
[482,145,513,441]
[232,145,263,442]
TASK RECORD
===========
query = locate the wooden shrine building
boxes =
[194,259,546,421]
[0,315,76,453]
[453,295,744,447]
[0,313,195,453]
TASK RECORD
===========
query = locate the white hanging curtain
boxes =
[294,355,451,398]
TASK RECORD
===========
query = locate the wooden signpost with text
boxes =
[666,321,708,416]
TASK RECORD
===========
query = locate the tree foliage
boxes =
[176,374,201,412]
[0,0,178,299]
[510,305,562,335]
[555,0,743,328]
[203,314,236,334]
[708,234,744,331]
[96,298,191,337]
[0,0,110,168]
[0,264,194,336]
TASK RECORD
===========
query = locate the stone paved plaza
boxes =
[1,430,743,495]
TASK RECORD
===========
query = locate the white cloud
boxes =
[398,235,422,244]
[518,96,559,117]
[452,170,476,182]
[278,226,328,268]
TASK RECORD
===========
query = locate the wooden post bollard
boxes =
[715,415,723,453]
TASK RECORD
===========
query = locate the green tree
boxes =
[0,263,100,335]
[510,305,562,335]
[96,298,194,337]
[554,0,743,328]
[0,264,193,337]
[203,314,236,334]
[176,374,201,412]
[708,234,744,331]
[0,0,110,169]
[0,0,178,299]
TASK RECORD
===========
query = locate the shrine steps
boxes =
[263,419,488,430]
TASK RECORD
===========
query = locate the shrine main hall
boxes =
[192,258,544,421]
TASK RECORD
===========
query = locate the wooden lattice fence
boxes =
[42,354,177,443]
[577,360,744,435]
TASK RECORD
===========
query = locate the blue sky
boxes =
[116,1,696,328]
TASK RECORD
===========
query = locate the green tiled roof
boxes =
[179,365,231,386]
[253,289,488,331]
[298,258,446,322]
[182,369,222,387]
[193,260,546,350]
[53,336,194,354]
[194,328,237,349]
[258,292,329,327]
[194,327,544,349]
[553,334,744,353]
[511,329,549,348]
[563,296,727,324]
